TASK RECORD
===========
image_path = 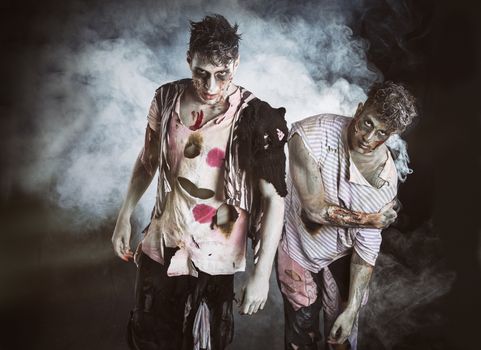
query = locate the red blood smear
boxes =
[206,148,225,168]
[192,204,216,224]
[190,110,204,131]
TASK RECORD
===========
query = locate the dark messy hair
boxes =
[188,14,241,65]
[364,81,418,132]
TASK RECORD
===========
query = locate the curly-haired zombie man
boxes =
[277,82,417,350]
[111,15,288,350]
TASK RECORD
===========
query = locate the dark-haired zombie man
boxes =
[278,82,417,350]
[111,14,288,350]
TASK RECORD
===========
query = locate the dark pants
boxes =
[127,249,235,350]
[278,254,351,350]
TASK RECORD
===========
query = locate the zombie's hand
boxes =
[238,272,269,315]
[327,308,357,345]
[111,216,134,262]
[369,199,398,229]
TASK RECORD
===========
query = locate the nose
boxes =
[363,130,376,142]
[205,76,217,93]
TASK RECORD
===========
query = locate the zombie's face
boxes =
[348,103,398,154]
[188,52,238,105]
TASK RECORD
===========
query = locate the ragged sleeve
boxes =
[140,90,161,176]
[237,99,288,197]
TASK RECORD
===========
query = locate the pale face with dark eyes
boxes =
[187,52,239,106]
[348,103,398,154]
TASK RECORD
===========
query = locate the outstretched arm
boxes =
[239,179,284,315]
[111,126,159,261]
[289,133,396,230]
[328,251,373,345]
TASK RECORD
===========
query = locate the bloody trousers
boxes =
[127,248,235,350]
[277,252,352,350]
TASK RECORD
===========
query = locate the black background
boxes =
[1,0,480,349]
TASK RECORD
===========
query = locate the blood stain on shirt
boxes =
[190,110,204,131]
[184,132,203,158]
[206,148,225,168]
[192,204,217,224]
[211,203,238,237]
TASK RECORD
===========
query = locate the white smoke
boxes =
[386,133,413,182]
[17,0,381,229]
[7,1,452,349]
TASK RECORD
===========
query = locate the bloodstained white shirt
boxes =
[142,88,248,276]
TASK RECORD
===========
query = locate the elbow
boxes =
[300,207,325,234]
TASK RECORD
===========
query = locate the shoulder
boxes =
[154,79,191,101]
[290,114,348,144]
[236,85,256,102]
[238,95,287,135]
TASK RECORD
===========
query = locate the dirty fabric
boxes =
[235,98,288,250]
[277,250,364,349]
[142,87,248,276]
[140,80,288,257]
[236,98,288,198]
[283,114,398,274]
[141,79,257,226]
[128,251,234,350]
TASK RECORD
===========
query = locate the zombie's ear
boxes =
[277,107,286,117]
[354,102,364,117]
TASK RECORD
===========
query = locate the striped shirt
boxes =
[282,114,398,272]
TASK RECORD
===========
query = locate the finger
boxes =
[259,300,267,311]
[392,198,402,212]
[120,240,133,259]
[242,300,251,315]
[249,299,260,315]
[384,209,397,219]
[238,287,246,309]
[389,211,398,220]
[123,252,134,261]
[246,299,255,315]
[338,330,349,344]
[114,241,124,258]
[329,323,340,341]
[251,300,262,315]
[124,246,134,257]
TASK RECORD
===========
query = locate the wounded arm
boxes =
[289,133,378,228]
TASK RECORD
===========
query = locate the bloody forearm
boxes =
[302,204,376,229]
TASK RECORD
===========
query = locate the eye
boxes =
[216,71,228,80]
[377,130,387,137]
[196,69,208,77]
[364,120,373,128]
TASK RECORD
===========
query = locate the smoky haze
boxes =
[13,0,376,227]
[3,0,454,349]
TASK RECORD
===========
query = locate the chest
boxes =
[349,150,387,188]
[320,147,395,211]
[166,108,233,183]
[179,99,229,130]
